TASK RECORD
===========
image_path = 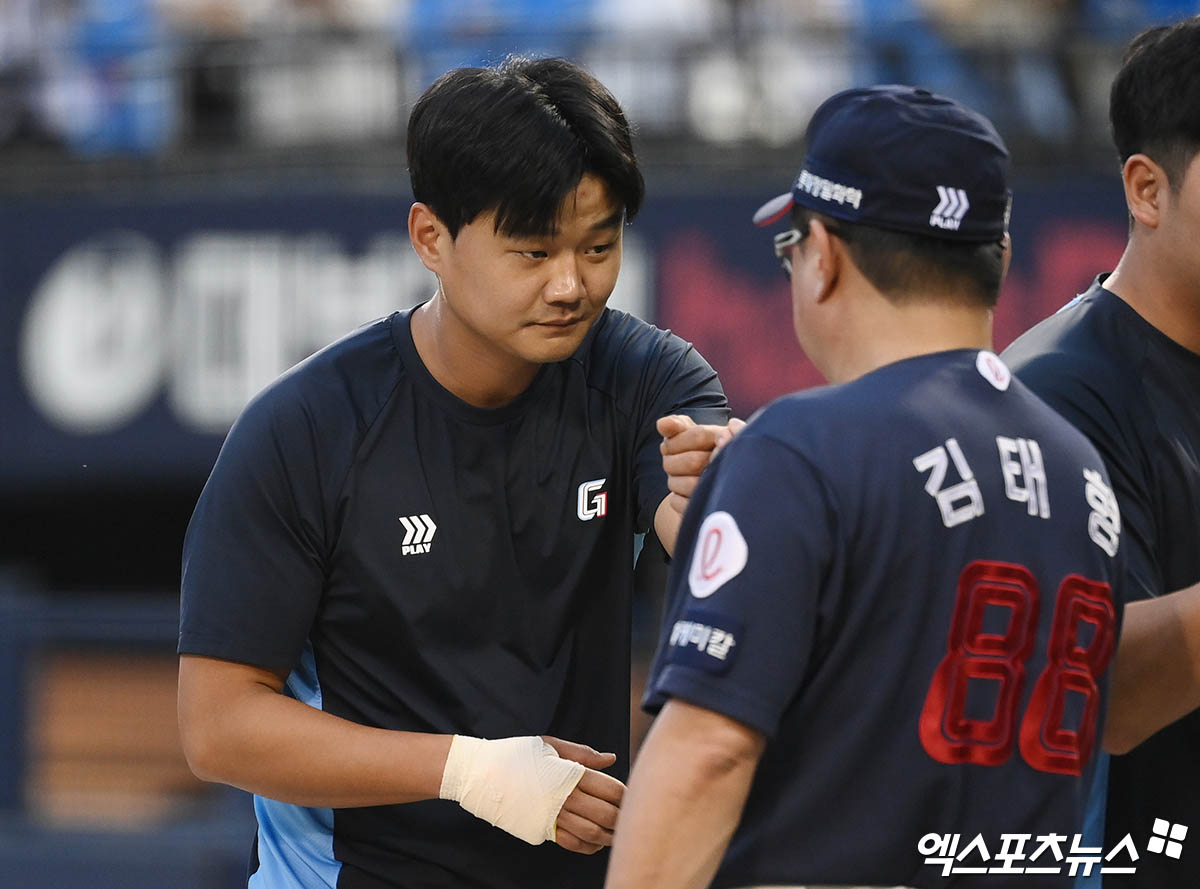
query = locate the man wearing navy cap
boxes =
[605,85,1125,889]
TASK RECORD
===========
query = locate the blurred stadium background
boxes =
[0,1,1194,886]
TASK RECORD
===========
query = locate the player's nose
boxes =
[543,254,584,306]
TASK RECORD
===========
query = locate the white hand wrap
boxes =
[438,735,586,845]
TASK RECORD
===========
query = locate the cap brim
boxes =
[752,192,794,227]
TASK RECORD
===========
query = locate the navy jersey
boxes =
[645,350,1124,889]
[179,306,728,889]
[1004,280,1200,888]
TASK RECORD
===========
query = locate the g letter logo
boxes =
[577,478,608,521]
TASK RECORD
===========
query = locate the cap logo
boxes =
[930,186,970,231]
[796,170,863,210]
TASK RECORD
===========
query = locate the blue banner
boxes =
[0,178,1129,494]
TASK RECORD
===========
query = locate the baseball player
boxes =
[1004,16,1200,888]
[605,85,1125,889]
[177,57,732,889]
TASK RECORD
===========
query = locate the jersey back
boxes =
[645,350,1124,889]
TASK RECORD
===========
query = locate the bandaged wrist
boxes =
[438,735,586,845]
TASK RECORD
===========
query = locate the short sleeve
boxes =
[179,386,331,671]
[643,431,836,738]
[632,335,728,531]
[1012,356,1160,601]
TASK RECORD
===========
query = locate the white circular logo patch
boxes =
[976,350,1011,391]
[687,511,749,599]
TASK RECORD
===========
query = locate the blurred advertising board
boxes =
[0,180,1127,496]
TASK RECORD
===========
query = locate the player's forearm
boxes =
[179,656,450,807]
[1104,579,1200,754]
[605,700,763,889]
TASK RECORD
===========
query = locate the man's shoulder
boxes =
[579,308,713,394]
[583,308,681,365]
[740,385,857,461]
[237,313,403,440]
[1003,285,1137,384]
[1002,286,1148,436]
[749,350,1104,459]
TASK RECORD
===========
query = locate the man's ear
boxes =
[807,218,842,304]
[1123,154,1166,230]
[409,202,450,273]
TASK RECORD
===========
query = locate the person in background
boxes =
[1004,15,1200,888]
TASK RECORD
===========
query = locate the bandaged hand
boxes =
[439,735,623,852]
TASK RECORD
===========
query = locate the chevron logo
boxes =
[399,514,437,555]
[930,186,970,231]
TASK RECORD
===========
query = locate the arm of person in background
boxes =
[1104,578,1200,753]
[653,415,746,555]
[177,654,624,853]
[603,699,765,889]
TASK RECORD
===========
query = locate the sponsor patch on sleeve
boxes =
[664,610,743,675]
[687,511,748,599]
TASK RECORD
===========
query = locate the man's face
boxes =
[436,173,625,365]
[1161,152,1200,288]
[785,223,833,380]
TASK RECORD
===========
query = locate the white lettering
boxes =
[1084,468,1121,557]
[997,436,1050,518]
[914,437,985,528]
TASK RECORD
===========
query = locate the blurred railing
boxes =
[0,580,253,888]
[0,1,1184,192]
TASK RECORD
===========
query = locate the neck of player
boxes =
[1104,243,1200,356]
[823,299,993,385]
[411,294,542,409]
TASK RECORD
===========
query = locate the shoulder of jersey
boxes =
[577,308,679,388]
[250,313,400,422]
[736,386,855,451]
[1004,285,1124,370]
[583,307,669,356]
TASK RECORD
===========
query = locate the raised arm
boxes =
[654,415,745,555]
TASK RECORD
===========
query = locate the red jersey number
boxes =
[920,560,1116,776]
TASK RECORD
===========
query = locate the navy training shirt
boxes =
[1004,280,1200,889]
[645,350,1124,889]
[179,305,728,889]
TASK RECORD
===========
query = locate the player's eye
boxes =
[517,250,549,260]
[585,242,615,256]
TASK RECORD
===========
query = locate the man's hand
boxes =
[658,414,747,515]
[542,736,624,854]
[655,415,746,555]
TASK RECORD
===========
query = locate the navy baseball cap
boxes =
[753,85,1011,242]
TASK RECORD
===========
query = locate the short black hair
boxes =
[407,56,645,239]
[793,207,1005,308]
[1110,16,1200,190]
